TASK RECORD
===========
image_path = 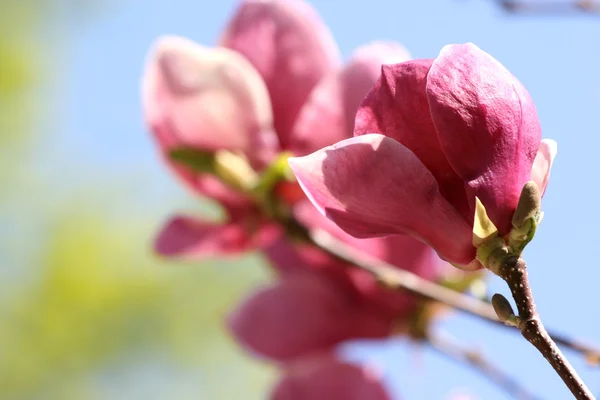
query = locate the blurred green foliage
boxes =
[0,205,274,399]
[0,3,38,93]
[0,1,274,399]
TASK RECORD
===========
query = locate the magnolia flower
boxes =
[226,211,442,398]
[228,271,390,361]
[290,43,557,269]
[142,0,443,325]
[227,255,426,399]
[228,230,447,359]
[142,0,411,259]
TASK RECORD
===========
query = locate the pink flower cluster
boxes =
[141,0,457,398]
[290,43,557,270]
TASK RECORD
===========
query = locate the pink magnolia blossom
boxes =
[142,0,339,257]
[229,229,447,360]
[227,271,391,361]
[270,354,391,400]
[142,0,411,259]
[228,212,443,398]
[289,43,557,269]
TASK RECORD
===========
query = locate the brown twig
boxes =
[427,331,541,400]
[495,0,600,15]
[308,228,600,365]
[309,229,498,320]
[496,256,594,399]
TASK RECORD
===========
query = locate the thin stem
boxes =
[496,0,600,15]
[309,229,497,321]
[308,228,600,364]
[497,257,594,400]
[427,331,541,400]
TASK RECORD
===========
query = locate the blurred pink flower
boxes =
[227,208,440,398]
[229,229,447,361]
[270,354,391,400]
[289,43,557,269]
[142,0,411,260]
[228,271,390,361]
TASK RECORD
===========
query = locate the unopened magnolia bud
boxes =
[491,293,520,327]
[491,293,514,321]
[512,181,541,230]
[508,181,542,255]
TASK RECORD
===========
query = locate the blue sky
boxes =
[59,0,600,398]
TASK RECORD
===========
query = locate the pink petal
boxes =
[426,43,542,234]
[290,42,411,155]
[271,355,391,400]
[531,138,557,195]
[227,272,390,361]
[154,215,252,258]
[288,134,477,268]
[142,35,278,161]
[220,0,341,148]
[355,60,470,220]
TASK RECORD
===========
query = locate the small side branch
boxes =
[427,331,541,400]
[495,0,600,15]
[498,257,594,400]
[309,229,497,321]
